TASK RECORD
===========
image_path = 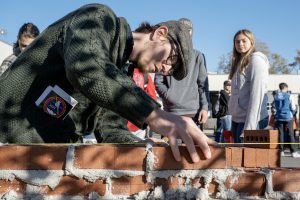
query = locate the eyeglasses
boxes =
[164,37,179,75]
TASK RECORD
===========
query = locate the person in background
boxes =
[0,22,40,76]
[214,80,231,142]
[0,4,215,162]
[154,18,209,131]
[228,29,269,143]
[269,90,278,129]
[272,83,300,158]
[127,67,157,139]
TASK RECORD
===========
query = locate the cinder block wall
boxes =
[0,144,299,199]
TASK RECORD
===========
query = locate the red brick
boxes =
[226,173,265,196]
[152,146,193,170]
[153,145,226,170]
[0,145,67,170]
[191,177,202,188]
[111,177,132,195]
[244,130,279,149]
[0,146,30,169]
[111,183,131,195]
[225,148,232,167]
[154,177,186,191]
[114,146,146,170]
[232,183,265,196]
[28,145,67,170]
[273,170,300,192]
[85,180,106,196]
[75,145,115,169]
[243,148,256,168]
[268,149,280,168]
[46,176,87,195]
[235,173,265,184]
[194,146,226,169]
[255,149,269,168]
[169,176,186,187]
[111,176,152,195]
[130,183,152,195]
[208,180,219,194]
[111,175,146,185]
[268,130,279,148]
[231,147,243,167]
[0,179,26,194]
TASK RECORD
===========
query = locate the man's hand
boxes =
[198,110,208,124]
[145,108,215,162]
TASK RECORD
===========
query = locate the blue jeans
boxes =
[215,115,232,142]
[221,115,232,131]
[215,118,223,142]
[231,121,245,143]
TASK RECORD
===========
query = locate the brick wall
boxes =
[0,143,299,199]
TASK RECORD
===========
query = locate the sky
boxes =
[0,0,299,72]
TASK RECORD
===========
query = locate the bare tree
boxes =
[256,40,271,58]
[269,53,289,74]
[295,49,300,64]
[217,52,232,74]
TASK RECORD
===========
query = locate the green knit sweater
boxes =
[0,4,159,143]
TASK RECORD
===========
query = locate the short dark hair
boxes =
[13,22,40,49]
[279,82,288,90]
[223,80,231,86]
[134,22,159,33]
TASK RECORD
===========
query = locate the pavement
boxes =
[280,150,300,168]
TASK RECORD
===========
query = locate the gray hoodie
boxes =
[228,51,269,130]
[155,49,209,116]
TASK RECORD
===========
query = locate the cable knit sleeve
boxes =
[63,5,159,129]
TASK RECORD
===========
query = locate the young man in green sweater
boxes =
[0,4,214,162]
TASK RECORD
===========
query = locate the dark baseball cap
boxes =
[157,20,193,80]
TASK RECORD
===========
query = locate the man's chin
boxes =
[137,64,151,73]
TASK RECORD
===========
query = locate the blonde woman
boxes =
[228,29,269,143]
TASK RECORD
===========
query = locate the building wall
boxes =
[0,40,13,64]
[208,74,300,94]
[208,74,300,119]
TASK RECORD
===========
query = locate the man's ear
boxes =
[152,26,169,41]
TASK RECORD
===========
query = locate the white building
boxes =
[0,40,13,64]
[208,74,300,94]
[208,74,300,121]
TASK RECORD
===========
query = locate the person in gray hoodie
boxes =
[228,29,269,143]
[154,18,209,130]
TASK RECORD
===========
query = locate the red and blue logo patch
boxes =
[43,96,67,118]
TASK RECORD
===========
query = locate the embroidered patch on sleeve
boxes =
[35,85,78,119]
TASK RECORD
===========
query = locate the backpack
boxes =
[274,92,292,121]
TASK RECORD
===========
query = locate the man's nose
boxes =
[162,64,172,74]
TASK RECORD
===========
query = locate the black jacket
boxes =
[214,90,230,118]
